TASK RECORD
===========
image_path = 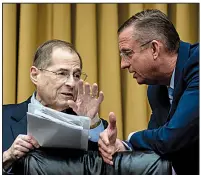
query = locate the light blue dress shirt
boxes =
[167,68,175,105]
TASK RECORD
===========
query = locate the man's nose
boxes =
[121,59,130,69]
[64,75,76,87]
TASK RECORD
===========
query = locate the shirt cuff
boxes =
[3,167,14,175]
[127,131,137,141]
[88,120,104,142]
[122,141,133,151]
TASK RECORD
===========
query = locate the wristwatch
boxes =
[90,119,101,129]
[90,113,101,129]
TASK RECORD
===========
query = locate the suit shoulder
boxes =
[189,42,199,59]
[191,42,199,51]
[183,43,199,82]
[186,42,199,64]
[3,101,27,113]
[3,98,30,120]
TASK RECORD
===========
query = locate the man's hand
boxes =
[98,112,126,165]
[3,134,40,170]
[68,80,104,121]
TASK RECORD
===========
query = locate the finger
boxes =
[18,134,32,142]
[99,131,110,146]
[102,155,114,165]
[13,150,26,159]
[18,135,36,148]
[67,100,78,111]
[16,138,35,150]
[98,138,111,154]
[99,147,113,160]
[84,82,91,95]
[91,83,98,97]
[14,144,30,153]
[97,91,104,104]
[78,80,84,95]
[108,112,116,130]
[28,135,40,148]
[99,148,113,165]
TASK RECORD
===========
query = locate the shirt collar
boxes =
[30,92,77,115]
[169,68,175,89]
[30,92,44,109]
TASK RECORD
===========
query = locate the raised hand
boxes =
[67,80,104,120]
[98,112,126,165]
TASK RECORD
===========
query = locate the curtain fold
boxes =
[17,4,38,103]
[52,4,71,41]
[3,3,199,139]
[97,4,123,138]
[3,4,17,104]
[75,4,97,83]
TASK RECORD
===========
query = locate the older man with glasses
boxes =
[3,39,107,174]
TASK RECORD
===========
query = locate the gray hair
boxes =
[118,9,180,53]
[33,39,83,69]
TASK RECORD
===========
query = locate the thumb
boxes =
[108,112,116,130]
[107,112,117,144]
[67,100,78,112]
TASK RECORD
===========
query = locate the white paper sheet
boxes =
[27,104,91,150]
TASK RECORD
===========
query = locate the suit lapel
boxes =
[10,98,31,139]
[167,41,191,121]
[156,86,171,126]
[11,114,27,139]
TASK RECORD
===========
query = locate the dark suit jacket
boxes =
[129,41,199,175]
[3,97,108,153]
[3,99,172,175]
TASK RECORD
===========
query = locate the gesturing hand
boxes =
[67,80,104,120]
[98,112,126,165]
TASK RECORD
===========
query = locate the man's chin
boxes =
[136,79,156,85]
[55,102,70,111]
[135,78,146,85]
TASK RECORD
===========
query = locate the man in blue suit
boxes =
[98,9,199,175]
[3,40,107,173]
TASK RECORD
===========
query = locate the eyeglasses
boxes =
[38,68,88,81]
[140,40,153,47]
[120,49,134,63]
[119,40,153,62]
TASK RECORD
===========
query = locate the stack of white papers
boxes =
[27,103,91,150]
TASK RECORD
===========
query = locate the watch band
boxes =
[90,119,101,129]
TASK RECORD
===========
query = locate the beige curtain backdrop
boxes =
[3,3,199,139]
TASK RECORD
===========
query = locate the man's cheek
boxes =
[73,89,78,101]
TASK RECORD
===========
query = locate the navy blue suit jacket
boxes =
[3,97,108,153]
[129,41,199,175]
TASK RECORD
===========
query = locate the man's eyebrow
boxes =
[56,68,81,72]
[73,68,81,73]
[57,68,70,72]
[120,48,132,52]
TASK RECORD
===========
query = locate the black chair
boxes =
[13,148,172,175]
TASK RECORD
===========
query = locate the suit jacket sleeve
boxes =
[129,48,199,157]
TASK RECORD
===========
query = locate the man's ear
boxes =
[30,66,39,85]
[151,40,160,60]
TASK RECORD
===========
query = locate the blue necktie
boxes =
[168,87,174,105]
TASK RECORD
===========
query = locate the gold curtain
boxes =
[3,3,199,139]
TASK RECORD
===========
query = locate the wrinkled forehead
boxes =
[118,26,134,41]
[118,28,137,51]
[49,48,81,70]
